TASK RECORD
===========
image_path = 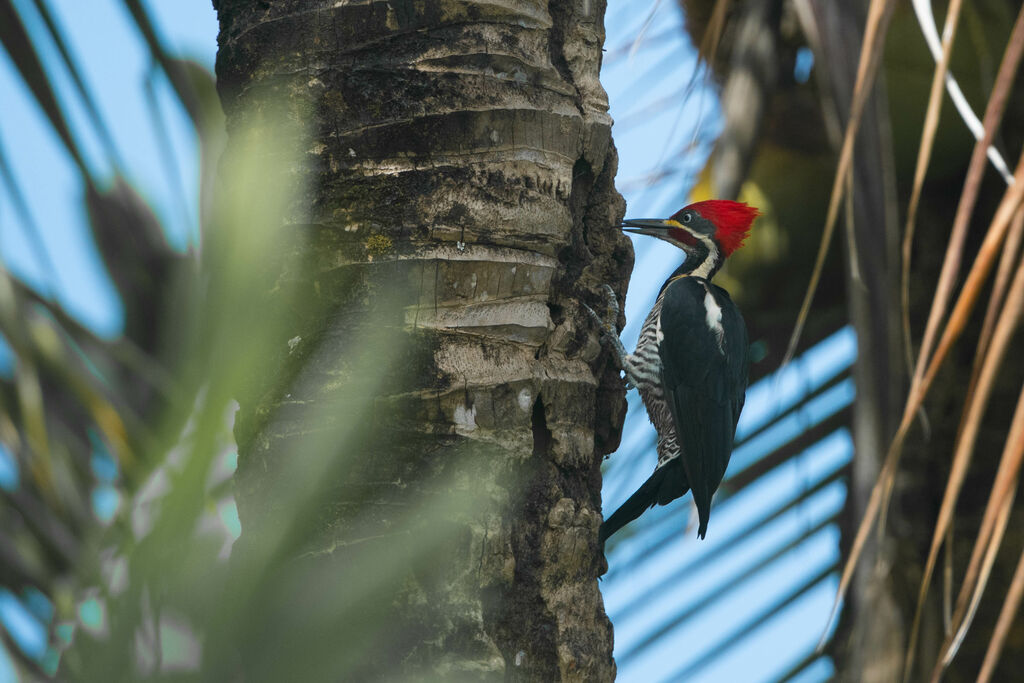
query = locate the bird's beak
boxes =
[620,218,678,237]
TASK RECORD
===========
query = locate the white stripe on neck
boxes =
[689,235,719,279]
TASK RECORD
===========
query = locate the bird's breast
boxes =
[628,294,671,415]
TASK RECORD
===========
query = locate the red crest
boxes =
[679,200,760,256]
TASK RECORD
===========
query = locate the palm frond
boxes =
[829,143,1024,654]
[975,471,1024,683]
[781,0,896,369]
[910,0,1015,182]
[899,0,964,394]
[0,0,91,177]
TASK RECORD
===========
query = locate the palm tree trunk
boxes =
[213,0,629,680]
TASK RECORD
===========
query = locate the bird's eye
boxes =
[682,212,692,223]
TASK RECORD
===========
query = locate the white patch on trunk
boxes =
[703,288,725,353]
[453,403,477,432]
[518,388,532,411]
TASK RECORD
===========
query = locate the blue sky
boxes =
[0,0,216,336]
[0,1,845,680]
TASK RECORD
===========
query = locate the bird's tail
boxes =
[599,460,688,544]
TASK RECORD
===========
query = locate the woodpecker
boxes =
[591,200,759,543]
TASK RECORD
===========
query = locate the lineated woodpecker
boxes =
[590,200,759,542]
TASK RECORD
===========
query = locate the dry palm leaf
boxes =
[908,247,1024,680]
[899,0,964,387]
[976,484,1024,683]
[823,145,1024,649]
[782,0,896,369]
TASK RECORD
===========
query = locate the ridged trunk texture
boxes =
[213,0,630,680]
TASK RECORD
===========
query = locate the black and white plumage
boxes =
[593,200,758,542]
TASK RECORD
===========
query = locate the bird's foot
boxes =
[598,283,620,323]
[584,285,630,377]
[583,285,620,331]
[583,285,621,343]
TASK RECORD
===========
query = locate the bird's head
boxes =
[621,200,760,279]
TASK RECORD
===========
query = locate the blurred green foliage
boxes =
[0,2,490,679]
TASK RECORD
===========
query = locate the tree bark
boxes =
[213,0,629,680]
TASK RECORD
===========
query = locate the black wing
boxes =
[658,278,748,538]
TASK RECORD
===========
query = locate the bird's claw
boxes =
[586,284,620,335]
[584,297,618,348]
[599,284,620,321]
[582,302,607,331]
[586,286,631,382]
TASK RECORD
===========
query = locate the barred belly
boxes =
[622,292,680,468]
